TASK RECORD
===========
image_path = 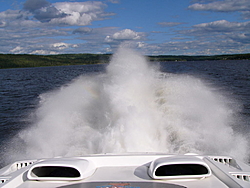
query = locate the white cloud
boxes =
[10,46,25,54]
[103,29,147,53]
[188,0,250,19]
[189,0,250,12]
[105,29,144,42]
[0,0,249,55]
[168,19,250,55]
[51,42,69,50]
[0,1,110,27]
[230,33,250,43]
[178,19,250,44]
[0,1,117,54]
[193,20,250,32]
[112,29,142,40]
[139,39,249,55]
[50,1,108,26]
[54,2,104,13]
[31,50,57,55]
[137,42,145,48]
[0,9,28,20]
[0,21,6,27]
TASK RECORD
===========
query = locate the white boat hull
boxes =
[0,153,250,188]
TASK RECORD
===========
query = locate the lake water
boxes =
[0,50,249,167]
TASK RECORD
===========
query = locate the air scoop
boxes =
[148,155,211,180]
[27,158,95,181]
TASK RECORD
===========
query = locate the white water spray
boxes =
[5,48,249,163]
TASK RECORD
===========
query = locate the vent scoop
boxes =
[149,156,211,180]
[27,158,95,181]
[31,166,80,178]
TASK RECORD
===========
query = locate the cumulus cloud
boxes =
[174,19,250,54]
[0,21,6,27]
[10,46,25,54]
[188,0,250,12]
[0,0,117,54]
[188,0,250,19]
[23,0,68,23]
[178,19,250,41]
[30,49,57,55]
[112,29,142,40]
[0,0,249,55]
[105,29,144,42]
[8,41,78,55]
[193,20,250,32]
[34,6,68,23]
[103,29,146,53]
[230,33,250,43]
[0,0,110,26]
[50,1,108,26]
[139,38,249,55]
[0,9,41,28]
[0,9,30,22]
[51,42,69,50]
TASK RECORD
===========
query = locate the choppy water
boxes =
[0,48,249,167]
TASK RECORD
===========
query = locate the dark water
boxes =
[0,64,105,140]
[160,60,250,114]
[0,60,249,166]
[160,60,250,132]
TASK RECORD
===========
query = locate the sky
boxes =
[0,0,250,55]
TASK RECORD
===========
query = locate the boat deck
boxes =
[0,153,250,188]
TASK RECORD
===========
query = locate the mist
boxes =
[4,47,249,164]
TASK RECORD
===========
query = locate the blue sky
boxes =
[0,0,250,55]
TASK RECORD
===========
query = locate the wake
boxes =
[5,47,249,164]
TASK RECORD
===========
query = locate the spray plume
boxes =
[5,47,249,163]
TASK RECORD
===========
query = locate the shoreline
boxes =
[1,53,249,69]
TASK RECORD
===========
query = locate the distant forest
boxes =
[0,53,250,69]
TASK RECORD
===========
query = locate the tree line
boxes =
[0,54,111,69]
[0,53,250,69]
[148,53,250,62]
